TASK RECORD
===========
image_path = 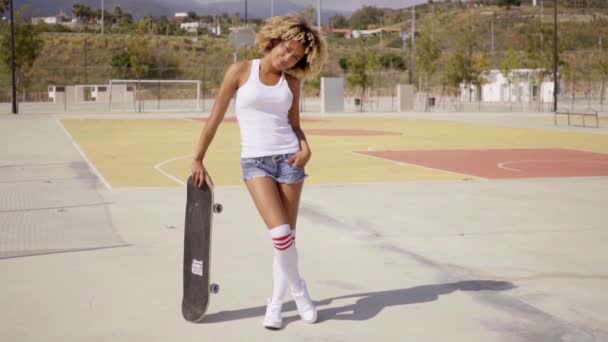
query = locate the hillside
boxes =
[1,2,607,101]
[13,0,346,21]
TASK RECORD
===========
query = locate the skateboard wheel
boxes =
[210,283,220,294]
[213,204,223,214]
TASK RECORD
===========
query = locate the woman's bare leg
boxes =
[245,177,289,228]
[277,180,304,230]
[277,180,315,322]
[247,177,315,323]
[245,176,299,298]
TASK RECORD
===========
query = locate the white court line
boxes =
[497,159,608,172]
[55,118,112,189]
[154,154,192,186]
[352,151,483,179]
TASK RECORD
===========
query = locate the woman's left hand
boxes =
[287,149,311,168]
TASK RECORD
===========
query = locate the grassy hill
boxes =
[1,2,607,101]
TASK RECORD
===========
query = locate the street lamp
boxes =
[553,0,558,112]
[9,0,17,114]
[101,0,104,35]
[317,0,321,29]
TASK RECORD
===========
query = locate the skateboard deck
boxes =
[182,176,221,322]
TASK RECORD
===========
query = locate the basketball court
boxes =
[58,114,608,187]
[1,110,607,341]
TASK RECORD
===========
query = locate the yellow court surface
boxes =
[60,116,608,188]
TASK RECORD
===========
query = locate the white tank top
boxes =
[235,59,300,158]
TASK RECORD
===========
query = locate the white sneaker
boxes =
[292,280,317,323]
[263,300,283,330]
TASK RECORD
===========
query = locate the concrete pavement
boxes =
[1,113,607,341]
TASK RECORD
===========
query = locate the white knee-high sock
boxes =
[269,225,303,297]
[270,229,295,303]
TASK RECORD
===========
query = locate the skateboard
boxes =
[182,176,223,322]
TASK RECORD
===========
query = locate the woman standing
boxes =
[191,15,327,329]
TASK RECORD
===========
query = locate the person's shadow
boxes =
[201,280,516,326]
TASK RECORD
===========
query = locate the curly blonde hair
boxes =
[256,15,328,80]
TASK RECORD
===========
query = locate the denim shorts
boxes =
[241,153,307,184]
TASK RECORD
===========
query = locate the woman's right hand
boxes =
[191,159,213,188]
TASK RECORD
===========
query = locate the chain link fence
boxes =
[0,64,606,114]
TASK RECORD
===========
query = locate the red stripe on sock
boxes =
[272,234,291,243]
[275,240,294,251]
[274,237,293,249]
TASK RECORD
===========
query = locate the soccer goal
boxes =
[108,79,202,112]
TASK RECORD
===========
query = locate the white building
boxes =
[351,26,401,39]
[175,12,189,19]
[32,16,61,25]
[180,22,201,32]
[460,69,557,104]
[48,84,112,103]
[32,10,70,25]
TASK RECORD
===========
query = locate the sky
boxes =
[202,0,432,12]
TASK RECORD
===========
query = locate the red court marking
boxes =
[191,118,325,123]
[191,118,237,123]
[306,129,402,136]
[358,149,608,179]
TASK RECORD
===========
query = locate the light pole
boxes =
[84,38,88,85]
[101,0,104,35]
[410,5,416,86]
[481,11,495,55]
[553,0,558,112]
[491,14,494,55]
[317,0,321,29]
[9,0,17,114]
[541,0,544,50]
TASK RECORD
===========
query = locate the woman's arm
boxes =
[285,75,311,168]
[192,61,246,187]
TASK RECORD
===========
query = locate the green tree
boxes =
[111,31,154,110]
[473,53,490,110]
[73,4,95,23]
[338,57,348,72]
[445,28,491,110]
[111,29,153,79]
[446,29,478,107]
[112,5,123,19]
[301,5,316,25]
[526,19,566,110]
[497,0,522,9]
[329,14,348,28]
[349,6,384,30]
[117,12,134,32]
[187,12,198,21]
[594,54,608,110]
[0,0,9,13]
[344,47,379,111]
[304,74,321,97]
[416,22,441,93]
[72,4,83,19]
[500,49,520,110]
[379,53,406,71]
[0,12,44,101]
[128,35,152,78]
